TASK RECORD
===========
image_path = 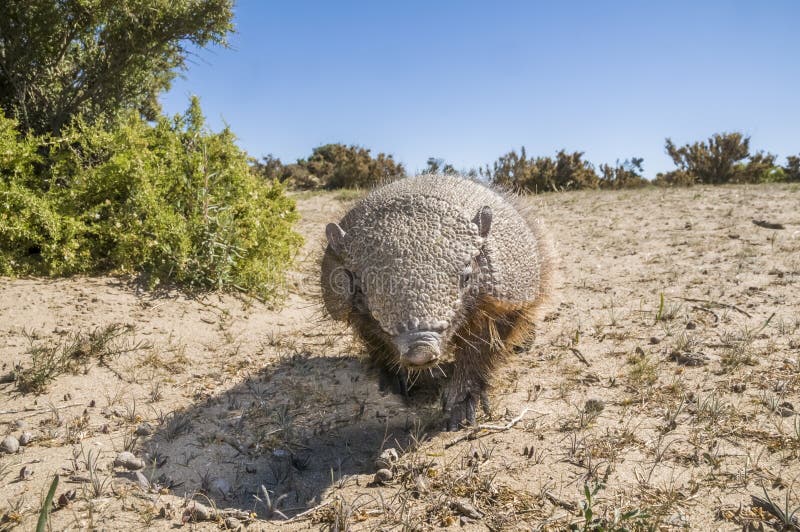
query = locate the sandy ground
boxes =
[1,183,799,531]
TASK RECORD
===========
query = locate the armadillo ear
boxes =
[475,206,492,238]
[325,222,347,255]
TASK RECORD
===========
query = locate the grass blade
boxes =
[36,474,59,532]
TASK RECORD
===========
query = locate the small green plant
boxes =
[751,486,800,530]
[571,468,648,531]
[161,410,193,441]
[627,353,658,387]
[81,446,110,498]
[654,292,665,323]
[36,474,59,532]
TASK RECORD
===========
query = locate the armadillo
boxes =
[321,174,553,429]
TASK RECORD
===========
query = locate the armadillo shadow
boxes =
[141,351,443,519]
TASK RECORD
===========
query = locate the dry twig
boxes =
[445,407,530,448]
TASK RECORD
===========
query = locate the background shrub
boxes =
[488,147,600,192]
[598,158,648,189]
[653,169,695,187]
[785,155,800,182]
[253,143,406,190]
[0,98,302,299]
[301,143,406,189]
[663,132,784,185]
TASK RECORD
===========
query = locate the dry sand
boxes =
[1,183,798,530]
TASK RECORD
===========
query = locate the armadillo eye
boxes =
[459,267,472,289]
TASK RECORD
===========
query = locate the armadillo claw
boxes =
[443,385,490,431]
[479,390,491,416]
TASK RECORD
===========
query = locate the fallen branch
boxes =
[0,402,84,418]
[445,407,530,448]
[544,490,578,512]
[274,498,335,525]
[752,219,785,230]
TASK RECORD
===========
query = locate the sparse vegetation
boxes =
[14,323,147,394]
[1,147,798,530]
[571,468,648,531]
[256,134,799,192]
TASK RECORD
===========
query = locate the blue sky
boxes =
[160,1,800,177]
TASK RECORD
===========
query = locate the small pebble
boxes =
[649,336,661,345]
[135,471,151,490]
[1,436,20,454]
[777,402,795,417]
[135,422,154,436]
[374,469,393,483]
[584,398,605,414]
[374,447,399,470]
[114,451,145,470]
[685,321,697,330]
[731,382,746,393]
[19,432,34,446]
[14,420,27,429]
[57,489,76,508]
[225,517,243,531]
[19,465,33,480]
[451,498,482,519]
[669,351,708,367]
[183,501,215,523]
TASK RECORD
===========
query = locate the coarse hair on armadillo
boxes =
[447,196,555,383]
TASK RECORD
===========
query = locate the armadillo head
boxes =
[325,194,492,369]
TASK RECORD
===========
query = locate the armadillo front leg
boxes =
[442,384,490,430]
[442,346,493,430]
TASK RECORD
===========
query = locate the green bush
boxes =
[0,98,302,300]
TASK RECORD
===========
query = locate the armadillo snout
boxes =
[394,330,443,367]
[403,344,439,366]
